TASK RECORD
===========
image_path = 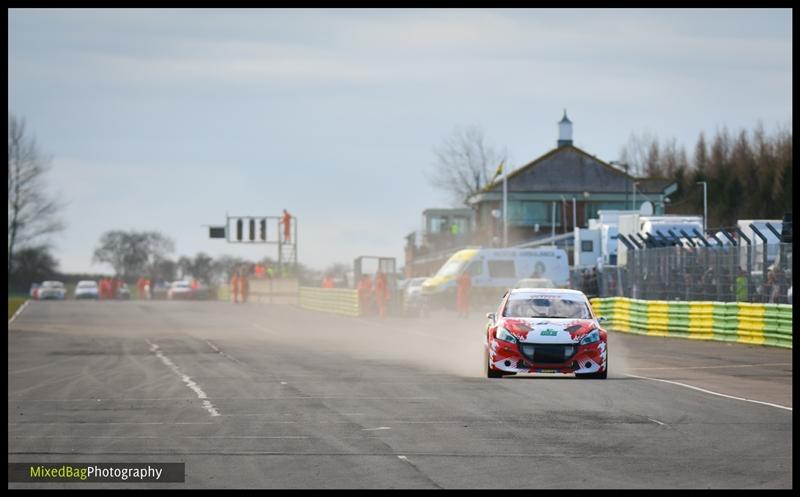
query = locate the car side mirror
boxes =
[597,316,607,323]
[486,312,496,322]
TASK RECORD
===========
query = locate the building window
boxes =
[488,260,516,278]
[581,240,594,252]
[508,201,561,226]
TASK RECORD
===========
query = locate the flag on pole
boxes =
[492,160,505,182]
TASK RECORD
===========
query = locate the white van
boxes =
[421,248,569,307]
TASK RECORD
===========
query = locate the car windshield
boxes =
[409,278,426,288]
[42,281,63,288]
[503,293,591,319]
[435,259,467,278]
[77,282,97,288]
[173,282,190,288]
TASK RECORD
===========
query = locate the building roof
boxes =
[477,145,672,196]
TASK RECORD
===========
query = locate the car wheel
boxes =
[484,347,503,379]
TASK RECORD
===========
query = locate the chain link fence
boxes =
[572,242,792,304]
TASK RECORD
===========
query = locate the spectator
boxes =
[735,269,748,302]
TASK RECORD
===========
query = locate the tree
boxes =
[618,131,659,177]
[178,252,215,284]
[8,114,65,273]
[177,255,193,280]
[212,254,249,283]
[150,257,177,282]
[427,125,506,206]
[9,245,59,293]
[92,230,174,280]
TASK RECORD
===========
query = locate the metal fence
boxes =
[572,242,792,304]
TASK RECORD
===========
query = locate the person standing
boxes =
[374,271,390,318]
[230,270,240,304]
[110,277,120,300]
[456,272,472,318]
[357,275,373,316]
[280,209,292,243]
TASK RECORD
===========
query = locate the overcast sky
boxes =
[8,8,792,274]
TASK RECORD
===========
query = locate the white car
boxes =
[38,280,66,300]
[167,281,193,300]
[74,280,99,300]
[402,277,429,316]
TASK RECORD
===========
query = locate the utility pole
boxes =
[697,181,708,233]
[502,168,508,247]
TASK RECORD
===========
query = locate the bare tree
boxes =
[618,131,659,177]
[92,230,175,280]
[8,114,64,273]
[427,125,506,206]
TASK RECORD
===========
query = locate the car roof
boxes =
[42,280,64,285]
[509,288,587,298]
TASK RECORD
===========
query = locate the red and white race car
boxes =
[484,288,608,379]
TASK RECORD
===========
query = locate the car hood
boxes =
[499,318,597,344]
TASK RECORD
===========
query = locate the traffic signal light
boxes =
[259,219,266,241]
[236,219,243,241]
[249,219,255,241]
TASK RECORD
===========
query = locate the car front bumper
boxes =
[489,339,607,374]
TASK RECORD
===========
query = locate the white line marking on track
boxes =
[627,362,792,371]
[8,300,31,325]
[397,455,408,461]
[362,427,391,431]
[626,373,792,411]
[647,418,667,426]
[182,436,310,439]
[146,339,221,417]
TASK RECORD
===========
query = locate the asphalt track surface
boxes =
[8,300,793,488]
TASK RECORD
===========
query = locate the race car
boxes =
[483,288,608,379]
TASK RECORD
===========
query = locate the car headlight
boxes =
[579,329,600,345]
[496,326,518,344]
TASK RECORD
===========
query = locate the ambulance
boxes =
[421,248,569,308]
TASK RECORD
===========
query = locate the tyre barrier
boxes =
[299,287,360,317]
[590,297,792,349]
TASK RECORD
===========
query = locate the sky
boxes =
[8,8,792,274]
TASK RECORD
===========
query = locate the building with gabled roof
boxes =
[467,110,677,248]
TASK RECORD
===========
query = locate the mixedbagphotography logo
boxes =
[8,463,185,483]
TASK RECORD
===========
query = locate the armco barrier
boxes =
[590,297,792,349]
[299,287,360,316]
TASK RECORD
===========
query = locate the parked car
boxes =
[38,280,66,300]
[74,280,99,300]
[116,282,131,300]
[402,277,429,317]
[514,277,556,289]
[483,288,608,379]
[167,281,193,300]
[150,281,169,300]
